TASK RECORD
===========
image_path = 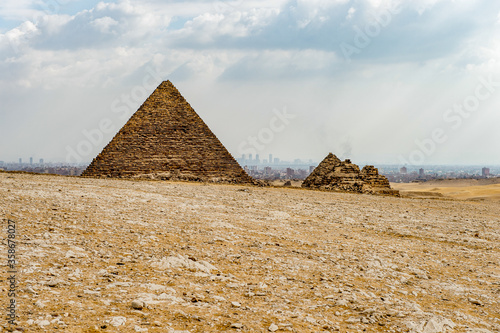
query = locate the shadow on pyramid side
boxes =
[82,81,254,184]
[302,153,399,196]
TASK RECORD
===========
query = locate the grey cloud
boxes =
[218,50,342,81]
[31,3,168,50]
[170,0,500,65]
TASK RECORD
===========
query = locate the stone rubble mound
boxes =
[302,153,399,196]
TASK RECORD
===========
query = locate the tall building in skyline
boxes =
[30,157,33,165]
[400,166,407,174]
[269,154,273,164]
[482,167,490,177]
[19,158,22,164]
[419,168,425,177]
[40,158,44,164]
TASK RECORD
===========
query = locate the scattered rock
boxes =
[468,298,484,306]
[345,317,360,324]
[34,300,45,308]
[231,323,244,329]
[25,286,37,294]
[108,317,127,327]
[407,316,456,333]
[46,279,61,287]
[131,300,145,310]
[151,255,217,273]
[336,299,349,307]
[268,323,279,332]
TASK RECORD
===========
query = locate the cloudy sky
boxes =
[1,0,499,166]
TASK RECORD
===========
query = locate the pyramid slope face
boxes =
[302,153,398,196]
[82,81,253,184]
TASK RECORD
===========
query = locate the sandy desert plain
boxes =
[392,179,500,202]
[0,172,499,333]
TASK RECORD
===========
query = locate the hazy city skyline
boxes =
[1,0,500,165]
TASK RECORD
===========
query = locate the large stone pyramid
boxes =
[82,81,253,184]
[302,153,399,196]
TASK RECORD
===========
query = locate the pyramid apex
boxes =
[326,152,340,160]
[159,80,174,86]
[156,80,181,92]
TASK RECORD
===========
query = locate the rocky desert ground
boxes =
[1,172,499,332]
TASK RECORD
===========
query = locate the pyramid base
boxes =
[82,171,255,185]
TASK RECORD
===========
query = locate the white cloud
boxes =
[170,7,279,45]
[0,0,40,22]
[0,21,39,55]
[346,7,356,20]
[91,16,119,34]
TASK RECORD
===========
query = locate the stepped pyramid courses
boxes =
[82,81,253,184]
[302,153,399,196]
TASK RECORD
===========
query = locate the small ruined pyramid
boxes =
[82,81,253,184]
[302,153,399,196]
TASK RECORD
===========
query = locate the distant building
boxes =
[241,154,246,162]
[255,154,260,164]
[419,168,425,177]
[0,161,4,166]
[400,166,407,174]
[269,154,273,164]
[274,158,280,164]
[19,158,22,164]
[30,157,33,165]
[264,167,272,175]
[249,154,253,163]
[482,167,490,177]
[286,168,295,179]
[39,158,44,165]
[298,169,307,178]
